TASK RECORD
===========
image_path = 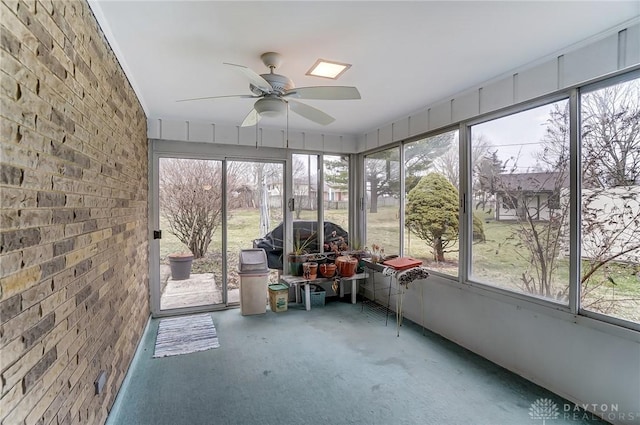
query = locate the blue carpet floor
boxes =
[106,300,609,425]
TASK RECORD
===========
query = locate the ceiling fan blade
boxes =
[176,94,258,103]
[284,86,361,100]
[288,99,335,125]
[241,109,261,127]
[224,62,272,93]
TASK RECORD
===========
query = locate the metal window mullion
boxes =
[284,153,294,272]
[460,123,471,284]
[221,159,228,305]
[318,154,324,253]
[568,89,581,315]
[347,154,356,241]
[353,153,365,246]
[399,146,405,256]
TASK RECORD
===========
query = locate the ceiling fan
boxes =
[178,52,361,127]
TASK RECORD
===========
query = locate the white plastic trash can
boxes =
[238,249,269,316]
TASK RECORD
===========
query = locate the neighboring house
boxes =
[494,172,567,221]
[581,185,640,264]
[268,177,349,209]
[494,172,639,263]
[326,182,349,202]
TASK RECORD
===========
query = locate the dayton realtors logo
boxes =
[529,398,560,424]
[529,398,638,423]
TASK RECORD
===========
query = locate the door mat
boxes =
[153,313,220,358]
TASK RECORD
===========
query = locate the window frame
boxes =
[402,128,461,278]
[575,70,640,330]
[464,95,573,311]
[356,69,640,332]
[287,150,355,264]
[362,144,403,255]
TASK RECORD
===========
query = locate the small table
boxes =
[361,260,430,336]
[280,273,367,310]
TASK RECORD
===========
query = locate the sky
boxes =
[471,101,567,172]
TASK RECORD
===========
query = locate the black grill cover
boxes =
[253,221,349,270]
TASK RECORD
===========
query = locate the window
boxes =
[470,100,570,303]
[323,155,349,235]
[365,147,400,255]
[548,192,560,210]
[292,154,319,223]
[404,130,459,276]
[580,77,640,324]
[502,195,518,210]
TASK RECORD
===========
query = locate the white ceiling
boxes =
[91,1,640,136]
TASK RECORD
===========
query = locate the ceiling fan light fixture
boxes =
[306,59,351,79]
[254,97,286,117]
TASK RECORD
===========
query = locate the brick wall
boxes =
[0,1,149,424]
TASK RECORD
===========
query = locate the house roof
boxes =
[495,172,568,193]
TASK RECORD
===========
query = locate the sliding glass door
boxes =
[152,155,286,315]
[226,160,284,302]
[157,157,224,312]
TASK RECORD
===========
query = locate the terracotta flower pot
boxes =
[335,256,358,277]
[302,262,318,280]
[319,263,337,278]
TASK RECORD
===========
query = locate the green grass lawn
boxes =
[159,206,638,323]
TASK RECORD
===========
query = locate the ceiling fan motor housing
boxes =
[250,73,294,95]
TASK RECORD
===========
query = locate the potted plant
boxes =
[302,261,318,280]
[168,216,197,280]
[319,262,337,278]
[344,238,370,273]
[363,244,387,272]
[335,255,358,277]
[287,230,316,276]
[369,244,385,264]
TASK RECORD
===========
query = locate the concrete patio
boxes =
[160,265,240,310]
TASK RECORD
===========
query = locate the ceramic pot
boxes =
[335,256,358,277]
[302,262,318,280]
[319,263,337,278]
[168,252,193,280]
[288,254,308,276]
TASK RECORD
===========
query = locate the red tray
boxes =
[382,256,423,271]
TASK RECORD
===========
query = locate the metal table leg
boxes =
[304,282,311,311]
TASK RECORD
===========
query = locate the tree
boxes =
[292,154,316,219]
[503,79,640,311]
[159,159,245,259]
[482,100,572,299]
[159,159,224,259]
[476,150,503,195]
[406,173,459,262]
[433,133,492,191]
[472,214,486,242]
[366,133,454,213]
[365,149,399,213]
[404,133,454,193]
[579,80,640,312]
[324,155,349,190]
[256,162,285,235]
[581,81,640,188]
[506,174,569,299]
